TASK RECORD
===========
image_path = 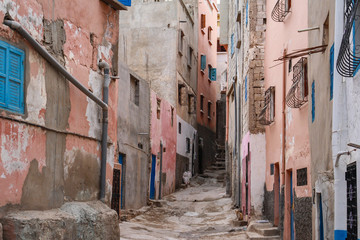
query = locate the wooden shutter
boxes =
[211,68,217,81]
[330,44,334,100]
[7,46,24,113]
[0,44,6,108]
[201,14,206,29]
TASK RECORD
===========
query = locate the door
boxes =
[346,162,357,240]
[317,193,324,240]
[110,167,121,216]
[150,154,156,200]
[290,171,295,240]
[119,153,125,209]
[274,163,280,226]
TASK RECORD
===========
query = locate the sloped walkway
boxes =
[119,171,247,240]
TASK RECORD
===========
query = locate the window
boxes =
[201,14,206,29]
[130,75,139,106]
[208,65,217,81]
[285,0,291,12]
[188,94,194,114]
[207,101,212,119]
[259,86,275,125]
[322,14,329,46]
[208,26,213,44]
[156,98,161,119]
[178,30,184,55]
[271,0,291,22]
[188,47,193,68]
[245,76,248,102]
[200,55,206,71]
[178,84,185,105]
[200,94,204,112]
[0,41,25,114]
[312,81,315,123]
[286,57,308,108]
[231,34,235,56]
[171,107,174,127]
[297,168,307,186]
[245,0,249,26]
[186,138,190,153]
[178,122,181,134]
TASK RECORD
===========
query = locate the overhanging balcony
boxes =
[271,0,291,22]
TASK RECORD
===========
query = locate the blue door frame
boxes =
[290,171,295,240]
[318,194,324,240]
[119,154,125,209]
[150,155,156,200]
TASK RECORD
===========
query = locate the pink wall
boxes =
[197,0,218,131]
[150,91,177,198]
[0,0,119,208]
[264,0,311,238]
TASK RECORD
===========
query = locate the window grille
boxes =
[346,162,357,239]
[296,168,307,186]
[286,57,308,108]
[337,0,360,77]
[271,0,291,22]
[259,86,275,125]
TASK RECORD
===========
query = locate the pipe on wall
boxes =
[98,60,110,201]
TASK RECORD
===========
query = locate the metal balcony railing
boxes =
[271,0,290,22]
[259,86,275,125]
[286,58,308,108]
[337,0,360,77]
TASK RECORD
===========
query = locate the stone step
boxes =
[246,232,280,240]
[256,227,280,236]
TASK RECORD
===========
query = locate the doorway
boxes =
[119,153,126,209]
[274,163,280,226]
[286,170,295,240]
[150,154,156,200]
[317,193,324,240]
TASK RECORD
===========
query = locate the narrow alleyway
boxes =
[119,170,247,240]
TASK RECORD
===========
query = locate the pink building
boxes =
[197,0,219,172]
[150,91,177,199]
[263,0,312,238]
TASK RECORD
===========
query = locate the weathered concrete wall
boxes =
[150,90,177,198]
[308,0,335,239]
[0,0,119,212]
[117,61,150,210]
[294,194,312,240]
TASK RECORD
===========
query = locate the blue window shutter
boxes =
[201,55,206,70]
[0,44,6,108]
[312,81,315,122]
[330,44,334,100]
[231,34,234,55]
[245,76,248,102]
[208,66,211,78]
[246,0,249,26]
[118,0,131,6]
[211,68,217,81]
[0,41,25,114]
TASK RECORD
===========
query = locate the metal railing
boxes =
[271,0,290,22]
[259,86,275,125]
[286,58,308,108]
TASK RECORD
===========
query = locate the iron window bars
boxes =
[259,86,275,125]
[271,0,291,22]
[286,57,308,108]
[337,0,360,77]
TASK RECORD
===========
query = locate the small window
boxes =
[188,94,194,114]
[188,47,193,68]
[130,75,139,106]
[231,34,235,56]
[157,98,161,119]
[186,138,190,153]
[178,84,185,105]
[178,30,184,55]
[201,14,206,29]
[200,55,206,71]
[200,94,204,112]
[207,101,212,119]
[178,122,182,134]
[0,41,25,114]
[323,14,329,46]
[208,26,213,43]
[171,107,174,127]
[297,168,307,186]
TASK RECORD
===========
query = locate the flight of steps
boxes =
[246,221,280,240]
[200,142,226,182]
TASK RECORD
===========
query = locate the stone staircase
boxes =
[246,221,280,240]
[200,142,226,182]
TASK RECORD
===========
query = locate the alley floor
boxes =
[119,171,248,240]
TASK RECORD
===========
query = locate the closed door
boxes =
[150,155,156,200]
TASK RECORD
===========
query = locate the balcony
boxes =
[286,58,308,108]
[259,87,275,125]
[337,0,360,77]
[271,0,291,22]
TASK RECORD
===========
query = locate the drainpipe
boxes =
[98,60,110,201]
[3,17,108,110]
[281,50,287,185]
[335,151,351,167]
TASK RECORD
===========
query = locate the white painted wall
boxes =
[177,116,197,174]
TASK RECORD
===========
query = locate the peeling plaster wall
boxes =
[0,0,119,212]
[150,90,177,199]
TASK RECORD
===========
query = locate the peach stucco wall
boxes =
[197,0,218,131]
